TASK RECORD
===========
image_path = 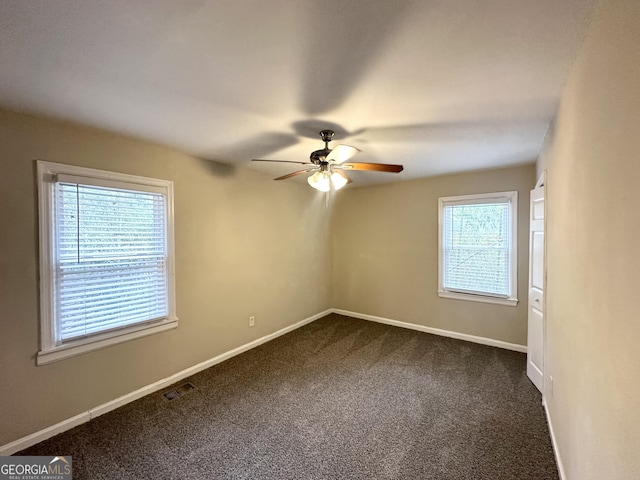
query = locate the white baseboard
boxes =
[0,412,89,457]
[543,398,566,480]
[331,309,527,353]
[0,309,332,456]
[2,307,526,455]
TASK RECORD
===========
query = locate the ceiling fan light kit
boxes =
[307,169,349,192]
[307,171,330,191]
[252,129,404,191]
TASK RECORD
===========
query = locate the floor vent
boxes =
[162,382,195,401]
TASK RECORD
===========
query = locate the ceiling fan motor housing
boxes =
[310,129,336,164]
[310,148,331,164]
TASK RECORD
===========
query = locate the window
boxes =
[438,191,518,306]
[37,161,177,365]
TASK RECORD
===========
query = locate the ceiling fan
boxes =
[252,129,403,191]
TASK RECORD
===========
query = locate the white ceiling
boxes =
[0,0,596,186]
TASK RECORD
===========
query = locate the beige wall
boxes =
[0,108,332,446]
[541,0,640,478]
[536,118,555,180]
[331,164,535,346]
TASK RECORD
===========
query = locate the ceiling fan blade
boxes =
[326,144,361,163]
[274,169,317,181]
[340,162,404,173]
[252,159,313,165]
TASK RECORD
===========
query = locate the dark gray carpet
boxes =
[19,314,559,479]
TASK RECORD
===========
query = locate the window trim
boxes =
[37,161,177,365]
[437,191,518,307]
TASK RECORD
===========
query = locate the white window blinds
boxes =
[441,198,512,298]
[54,180,169,342]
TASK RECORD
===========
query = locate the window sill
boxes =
[37,317,178,366]
[438,290,518,307]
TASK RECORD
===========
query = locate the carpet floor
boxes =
[19,314,559,479]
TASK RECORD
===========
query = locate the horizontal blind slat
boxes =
[60,298,167,325]
[62,315,167,341]
[59,277,167,297]
[61,307,167,331]
[59,283,167,305]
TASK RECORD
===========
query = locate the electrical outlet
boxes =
[249,316,255,327]
[549,375,554,397]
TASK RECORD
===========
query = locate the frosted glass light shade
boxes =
[330,171,348,190]
[307,171,331,192]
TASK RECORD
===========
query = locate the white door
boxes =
[527,176,545,392]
